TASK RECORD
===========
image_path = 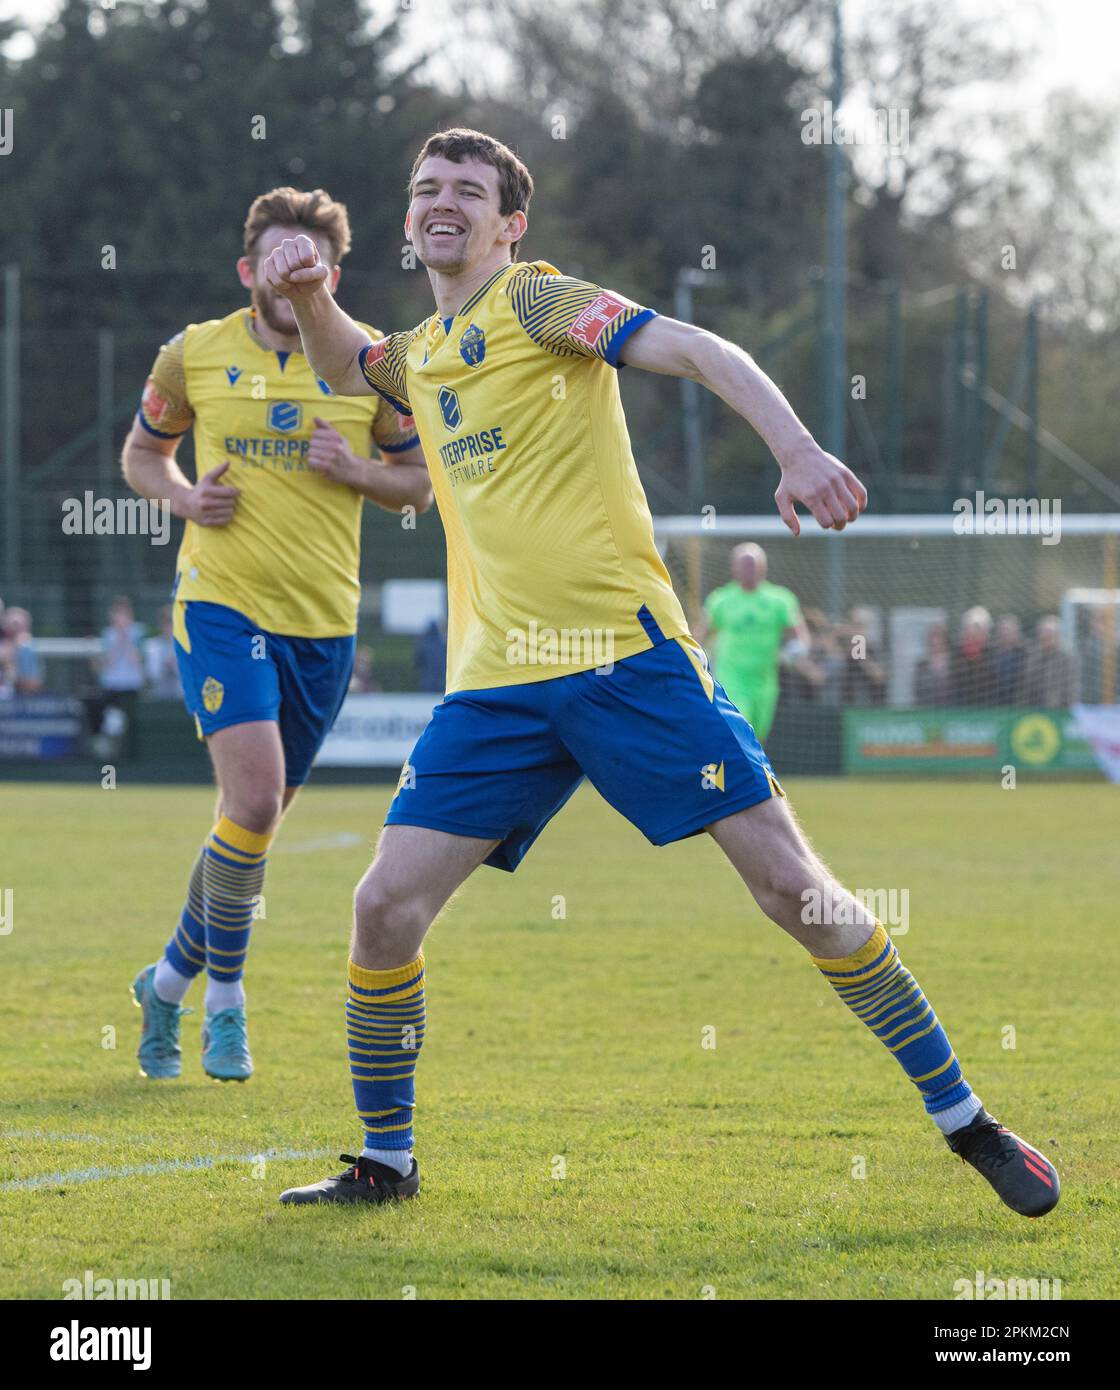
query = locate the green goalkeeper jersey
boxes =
[704,580,802,687]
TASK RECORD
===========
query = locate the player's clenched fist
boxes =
[307,417,358,487]
[184,461,240,527]
[263,234,330,300]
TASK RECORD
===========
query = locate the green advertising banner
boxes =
[843,708,1100,774]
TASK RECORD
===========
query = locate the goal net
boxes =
[654,514,1120,775]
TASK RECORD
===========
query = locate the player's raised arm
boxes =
[619,315,867,535]
[263,234,373,397]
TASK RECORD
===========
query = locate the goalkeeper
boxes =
[697,543,808,741]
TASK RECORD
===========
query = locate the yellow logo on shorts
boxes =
[701,761,725,791]
[201,676,224,713]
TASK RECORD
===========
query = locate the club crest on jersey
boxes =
[438,385,462,430]
[225,365,242,386]
[201,676,224,713]
[459,323,486,367]
[266,400,303,434]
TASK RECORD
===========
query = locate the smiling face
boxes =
[406,155,527,276]
[238,224,340,337]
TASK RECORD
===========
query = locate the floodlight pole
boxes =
[675,267,720,513]
[2,264,20,600]
[823,0,848,617]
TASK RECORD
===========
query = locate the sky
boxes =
[2,0,1118,112]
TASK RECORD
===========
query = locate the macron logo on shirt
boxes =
[568,291,629,349]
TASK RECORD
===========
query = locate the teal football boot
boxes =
[201,1005,253,1081]
[131,963,188,1079]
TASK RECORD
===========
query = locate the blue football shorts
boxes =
[385,633,784,870]
[173,600,355,787]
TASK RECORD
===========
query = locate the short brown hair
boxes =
[243,187,352,265]
[409,128,534,258]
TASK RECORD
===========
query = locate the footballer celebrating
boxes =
[266,131,1058,1217]
[123,188,431,1082]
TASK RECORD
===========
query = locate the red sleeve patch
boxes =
[568,291,630,349]
[363,339,387,365]
[141,380,169,422]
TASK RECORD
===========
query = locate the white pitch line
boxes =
[273,832,365,855]
[1,1147,334,1192]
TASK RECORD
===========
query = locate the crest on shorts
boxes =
[202,676,224,713]
[459,323,486,367]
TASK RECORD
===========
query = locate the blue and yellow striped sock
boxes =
[346,954,426,1155]
[202,816,273,1007]
[812,922,981,1134]
[162,849,207,984]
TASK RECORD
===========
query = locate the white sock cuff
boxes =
[153,957,193,1005]
[932,1093,983,1135]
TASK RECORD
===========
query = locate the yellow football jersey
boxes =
[359,261,689,693]
[139,308,418,637]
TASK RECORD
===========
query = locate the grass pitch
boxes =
[1,778,1116,1300]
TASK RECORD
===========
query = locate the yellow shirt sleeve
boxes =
[507,270,656,366]
[138,330,194,437]
[371,395,419,455]
[358,328,420,415]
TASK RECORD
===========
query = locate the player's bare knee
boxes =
[226,789,283,835]
[352,873,428,956]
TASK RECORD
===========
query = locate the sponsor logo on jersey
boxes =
[225,365,242,386]
[459,323,486,367]
[569,291,629,349]
[201,676,224,713]
[266,400,303,434]
[438,385,463,430]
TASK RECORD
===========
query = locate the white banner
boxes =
[315,693,439,767]
[1070,704,1120,783]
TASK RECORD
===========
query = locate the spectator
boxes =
[1022,615,1075,708]
[349,645,383,694]
[950,606,996,705]
[1078,606,1120,704]
[0,598,11,698]
[992,614,1027,706]
[415,619,447,694]
[143,605,182,700]
[96,596,145,753]
[783,606,839,700]
[840,604,887,706]
[1,606,44,696]
[804,608,845,705]
[914,621,951,707]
